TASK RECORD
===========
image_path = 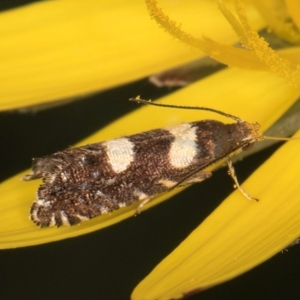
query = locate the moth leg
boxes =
[135,171,212,215]
[135,195,153,215]
[177,171,212,186]
[226,156,258,202]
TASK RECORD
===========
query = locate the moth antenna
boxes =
[129,96,242,122]
[130,96,300,141]
[263,135,300,141]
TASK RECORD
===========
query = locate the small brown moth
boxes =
[23,96,295,227]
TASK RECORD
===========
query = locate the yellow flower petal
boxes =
[254,0,300,44]
[145,0,265,47]
[217,0,300,85]
[1,0,263,111]
[1,0,202,111]
[132,128,300,299]
[286,0,300,32]
[203,37,267,70]
[1,65,298,249]
[145,0,300,85]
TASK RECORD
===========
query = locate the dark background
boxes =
[1,1,300,300]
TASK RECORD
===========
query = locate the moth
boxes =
[23,97,287,227]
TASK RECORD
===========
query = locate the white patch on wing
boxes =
[36,199,50,206]
[47,174,57,184]
[76,215,90,221]
[31,200,52,225]
[60,211,70,226]
[134,189,148,200]
[103,138,134,173]
[166,123,198,168]
[60,172,68,182]
[49,215,56,227]
[92,171,100,179]
[30,206,39,222]
[158,179,177,188]
[100,207,110,214]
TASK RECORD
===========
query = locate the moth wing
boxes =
[31,184,120,227]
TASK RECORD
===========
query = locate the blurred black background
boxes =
[1,1,300,300]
